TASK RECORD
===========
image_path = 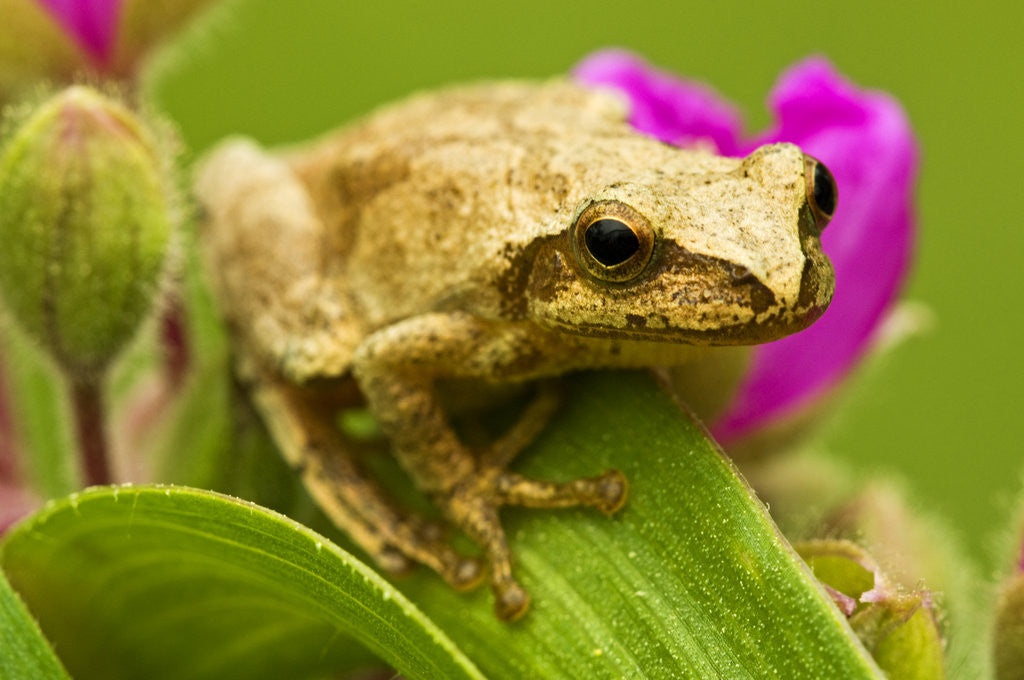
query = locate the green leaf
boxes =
[0,486,483,680]
[2,372,887,678]
[0,566,69,679]
[398,372,886,678]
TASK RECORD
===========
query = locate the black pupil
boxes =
[584,218,640,266]
[813,162,837,216]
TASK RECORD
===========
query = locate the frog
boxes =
[194,79,836,621]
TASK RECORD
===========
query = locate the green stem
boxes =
[69,376,110,486]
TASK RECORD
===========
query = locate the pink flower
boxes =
[574,50,917,441]
[36,0,122,65]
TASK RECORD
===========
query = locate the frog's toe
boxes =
[594,469,628,514]
[494,580,530,622]
[386,517,485,590]
[493,469,630,514]
[443,555,486,591]
[375,545,415,576]
[414,519,447,543]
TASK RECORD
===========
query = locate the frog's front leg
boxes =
[352,313,627,620]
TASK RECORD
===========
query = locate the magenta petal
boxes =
[573,49,743,154]
[36,0,122,64]
[714,58,918,440]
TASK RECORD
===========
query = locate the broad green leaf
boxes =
[2,371,887,679]
[396,372,885,678]
[0,486,483,680]
[0,566,69,679]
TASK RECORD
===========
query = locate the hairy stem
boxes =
[161,294,190,390]
[69,376,111,486]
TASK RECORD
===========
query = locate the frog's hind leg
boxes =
[249,376,485,591]
[195,138,363,385]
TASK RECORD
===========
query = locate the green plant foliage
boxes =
[0,567,69,679]
[0,486,483,680]
[1,322,78,497]
[2,373,888,679]
[396,372,886,678]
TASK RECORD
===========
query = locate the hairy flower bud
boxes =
[994,558,1024,678]
[797,540,945,679]
[0,85,173,377]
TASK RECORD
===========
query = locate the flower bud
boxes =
[797,540,945,679]
[0,85,174,377]
[995,571,1024,680]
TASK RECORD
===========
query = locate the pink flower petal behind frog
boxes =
[36,0,122,65]
[574,49,744,155]
[573,51,917,441]
[717,59,917,440]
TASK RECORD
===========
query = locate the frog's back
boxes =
[287,81,632,328]
[197,81,633,383]
[297,80,628,165]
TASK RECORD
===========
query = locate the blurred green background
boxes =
[155,0,1023,568]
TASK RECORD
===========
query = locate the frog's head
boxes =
[526,142,836,345]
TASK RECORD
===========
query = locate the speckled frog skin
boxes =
[195,80,836,620]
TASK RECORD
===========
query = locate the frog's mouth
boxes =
[557,302,828,346]
[537,240,833,346]
[611,239,831,345]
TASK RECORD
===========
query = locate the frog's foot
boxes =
[444,466,628,621]
[251,378,485,591]
[302,450,486,590]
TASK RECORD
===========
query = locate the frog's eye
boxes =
[804,156,837,235]
[573,201,655,282]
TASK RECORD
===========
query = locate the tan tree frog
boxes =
[194,80,836,620]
